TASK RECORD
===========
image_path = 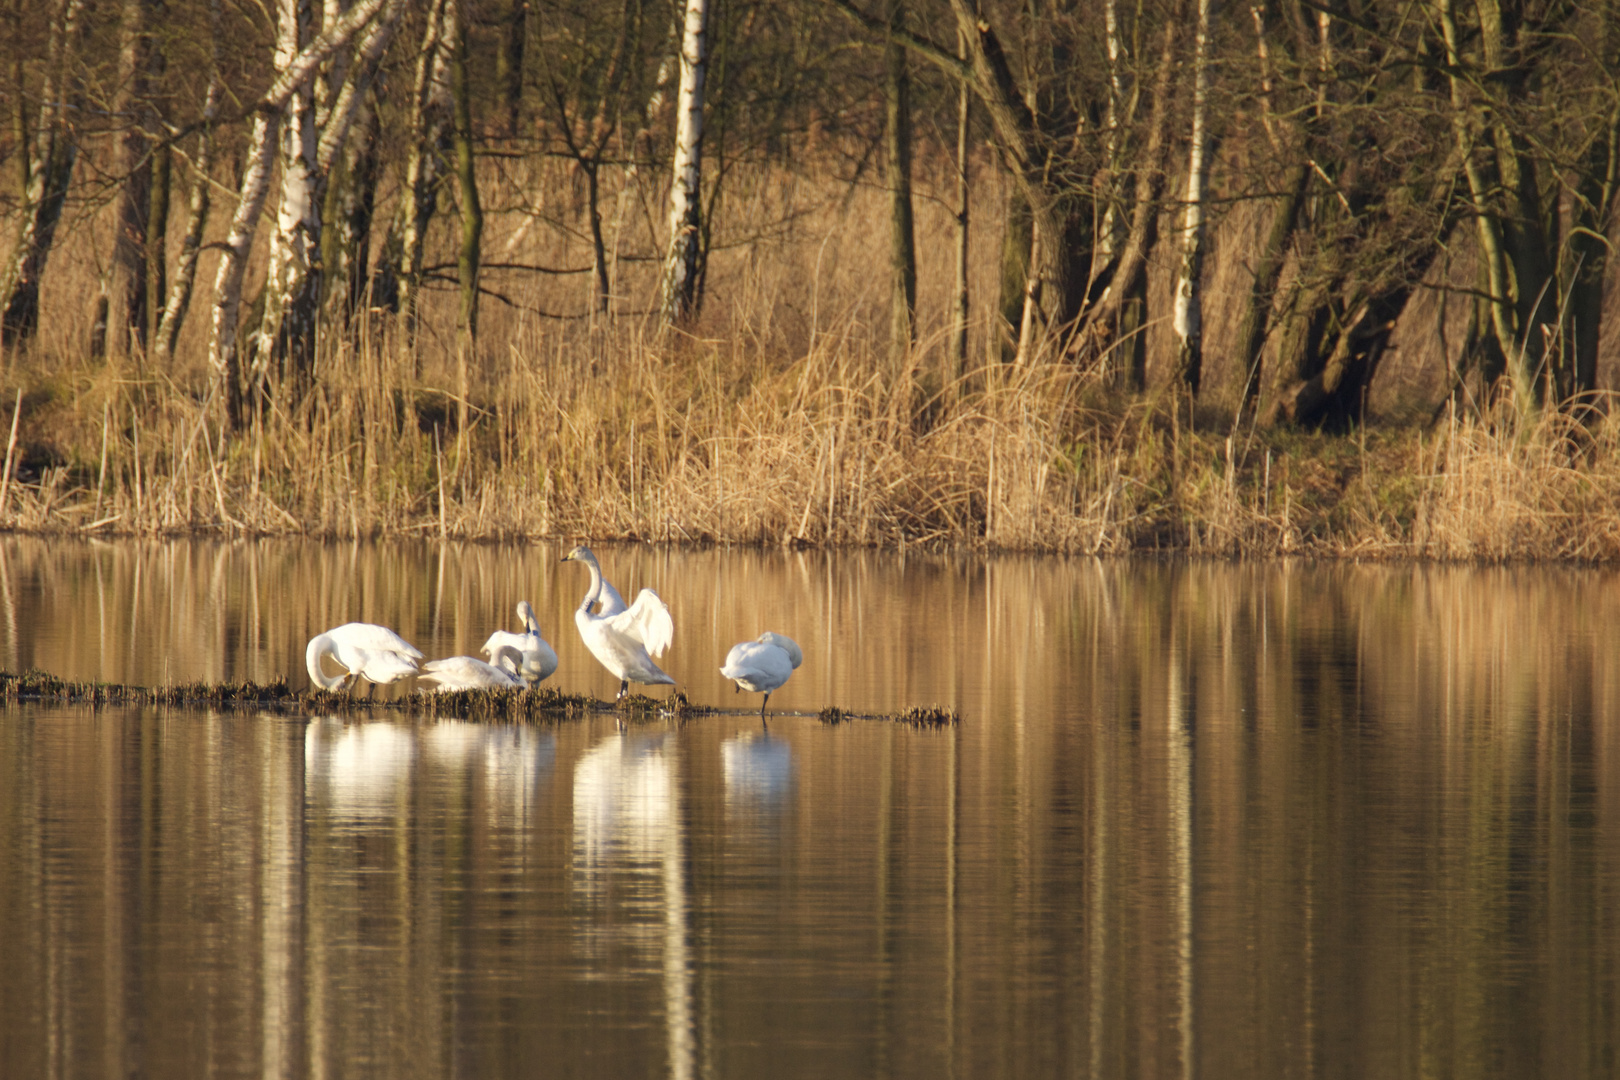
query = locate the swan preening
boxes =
[306,622,424,694]
[419,645,526,692]
[481,600,560,684]
[305,554,808,717]
[562,545,675,699]
[720,632,803,720]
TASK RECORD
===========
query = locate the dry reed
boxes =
[6,157,1620,559]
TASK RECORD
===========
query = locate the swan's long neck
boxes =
[578,555,604,615]
[305,634,347,690]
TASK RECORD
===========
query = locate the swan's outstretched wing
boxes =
[606,588,673,657]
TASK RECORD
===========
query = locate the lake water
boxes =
[1,539,1617,1079]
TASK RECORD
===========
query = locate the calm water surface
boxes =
[1,539,1617,1079]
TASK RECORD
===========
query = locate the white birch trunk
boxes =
[1172,0,1213,393]
[207,114,279,424]
[658,0,708,325]
[255,0,320,394]
[391,0,455,336]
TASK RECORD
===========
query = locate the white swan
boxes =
[306,622,424,694]
[417,645,525,692]
[561,545,674,699]
[481,599,560,683]
[720,632,803,720]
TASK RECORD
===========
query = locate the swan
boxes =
[561,545,674,699]
[306,622,424,694]
[481,599,560,683]
[719,632,802,720]
[417,645,525,692]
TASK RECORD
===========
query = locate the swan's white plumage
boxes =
[481,600,560,683]
[562,545,675,697]
[720,632,802,718]
[306,622,423,691]
[418,645,525,692]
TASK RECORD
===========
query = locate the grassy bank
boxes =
[2,320,1619,560]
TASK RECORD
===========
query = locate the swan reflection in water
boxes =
[571,730,698,1079]
[721,731,795,811]
[304,719,417,819]
[304,718,554,824]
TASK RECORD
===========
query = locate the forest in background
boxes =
[3,0,1620,557]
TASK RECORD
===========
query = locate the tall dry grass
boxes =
[5,153,1620,557]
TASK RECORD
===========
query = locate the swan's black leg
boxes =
[617,678,629,700]
[760,692,771,725]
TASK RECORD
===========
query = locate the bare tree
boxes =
[659,0,709,325]
[884,0,916,370]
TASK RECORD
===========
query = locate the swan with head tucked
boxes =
[720,632,802,721]
[306,622,423,694]
[418,645,525,692]
[481,600,560,683]
[561,545,674,699]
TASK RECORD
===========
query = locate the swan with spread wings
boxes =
[561,546,675,699]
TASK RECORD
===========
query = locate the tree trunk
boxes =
[1071,3,1184,364]
[1235,158,1307,412]
[659,0,708,326]
[949,30,969,385]
[1171,0,1214,395]
[496,0,526,138]
[112,0,155,356]
[450,0,480,454]
[208,115,279,427]
[147,142,169,343]
[0,0,86,347]
[884,0,916,370]
[153,0,221,366]
[254,0,321,402]
[375,0,453,338]
[322,87,380,327]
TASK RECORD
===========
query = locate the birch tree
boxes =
[205,0,392,425]
[372,0,454,338]
[659,0,708,326]
[111,0,158,356]
[1170,0,1213,394]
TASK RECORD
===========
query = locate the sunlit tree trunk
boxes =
[254,0,321,402]
[885,0,916,369]
[659,0,708,326]
[0,0,86,347]
[1073,2,1183,364]
[206,0,391,424]
[153,0,221,366]
[111,0,155,356]
[1171,0,1214,395]
[374,0,454,339]
[318,3,397,328]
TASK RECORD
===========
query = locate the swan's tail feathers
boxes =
[610,588,674,657]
